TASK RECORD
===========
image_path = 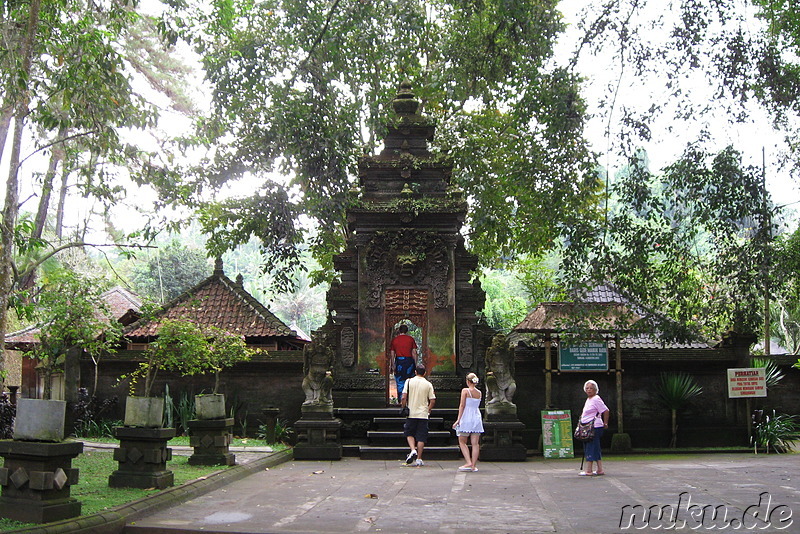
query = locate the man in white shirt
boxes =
[400,365,436,466]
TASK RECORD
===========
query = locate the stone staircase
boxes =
[336,408,462,460]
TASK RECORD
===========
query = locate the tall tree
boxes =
[158,0,601,289]
[0,1,190,383]
[562,146,775,341]
[129,241,210,303]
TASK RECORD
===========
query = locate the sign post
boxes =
[541,410,574,458]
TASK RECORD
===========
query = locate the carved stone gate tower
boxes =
[323,82,493,408]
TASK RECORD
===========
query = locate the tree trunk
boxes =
[670,409,677,448]
[0,0,42,383]
[55,162,70,240]
[33,128,67,240]
[0,106,12,163]
[17,127,67,293]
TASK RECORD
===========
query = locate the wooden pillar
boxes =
[615,334,623,433]
[544,334,552,409]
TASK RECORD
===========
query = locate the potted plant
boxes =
[121,318,209,427]
[193,325,253,419]
[22,270,121,438]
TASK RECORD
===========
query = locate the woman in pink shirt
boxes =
[579,379,609,476]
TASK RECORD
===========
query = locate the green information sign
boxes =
[541,410,574,458]
[559,342,609,371]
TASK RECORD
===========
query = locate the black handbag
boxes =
[399,406,409,417]
[574,419,595,441]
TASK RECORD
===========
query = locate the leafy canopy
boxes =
[25,269,122,399]
[157,0,600,288]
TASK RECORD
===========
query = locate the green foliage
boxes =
[751,410,800,454]
[175,390,196,436]
[24,269,121,400]
[158,0,598,286]
[73,419,122,439]
[257,418,293,445]
[125,318,253,397]
[129,241,210,304]
[479,269,531,332]
[656,372,703,448]
[564,146,773,341]
[656,372,704,411]
[751,357,786,390]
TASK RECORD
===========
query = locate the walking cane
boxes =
[580,441,586,471]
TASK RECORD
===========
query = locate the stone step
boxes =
[367,430,453,446]
[356,445,462,461]
[373,417,446,430]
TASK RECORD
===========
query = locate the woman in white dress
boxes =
[452,372,485,472]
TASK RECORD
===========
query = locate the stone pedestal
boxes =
[481,415,527,461]
[109,426,175,489]
[294,407,342,460]
[187,418,236,466]
[0,440,82,524]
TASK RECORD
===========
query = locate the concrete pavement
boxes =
[124,452,800,533]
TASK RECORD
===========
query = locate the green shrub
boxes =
[751,410,800,454]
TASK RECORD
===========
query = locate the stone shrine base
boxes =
[109,426,175,489]
[0,440,83,524]
[294,407,342,460]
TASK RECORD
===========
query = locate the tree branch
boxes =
[15,241,157,286]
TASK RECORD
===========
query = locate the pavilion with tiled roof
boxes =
[123,258,306,352]
[86,259,310,428]
[507,282,758,449]
[510,283,713,351]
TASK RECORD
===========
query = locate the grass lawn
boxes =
[0,441,286,532]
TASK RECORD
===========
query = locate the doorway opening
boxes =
[384,288,428,405]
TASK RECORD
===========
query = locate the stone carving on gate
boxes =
[340,326,355,367]
[364,230,450,308]
[458,327,473,368]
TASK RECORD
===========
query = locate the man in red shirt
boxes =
[390,324,418,402]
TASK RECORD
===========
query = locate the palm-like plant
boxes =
[751,358,785,390]
[656,372,703,448]
[751,410,800,454]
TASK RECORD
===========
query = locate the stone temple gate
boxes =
[294,83,502,459]
[327,82,493,405]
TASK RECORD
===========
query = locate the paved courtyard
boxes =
[125,453,799,533]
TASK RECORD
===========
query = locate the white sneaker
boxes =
[415,459,424,467]
[405,450,417,464]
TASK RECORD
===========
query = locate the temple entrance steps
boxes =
[335,408,462,460]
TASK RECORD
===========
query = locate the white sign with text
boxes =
[727,368,767,398]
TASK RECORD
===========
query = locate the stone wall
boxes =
[82,354,305,437]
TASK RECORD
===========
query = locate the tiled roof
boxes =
[4,324,39,346]
[510,282,712,350]
[101,286,142,323]
[512,302,637,333]
[124,264,297,339]
[5,285,143,349]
